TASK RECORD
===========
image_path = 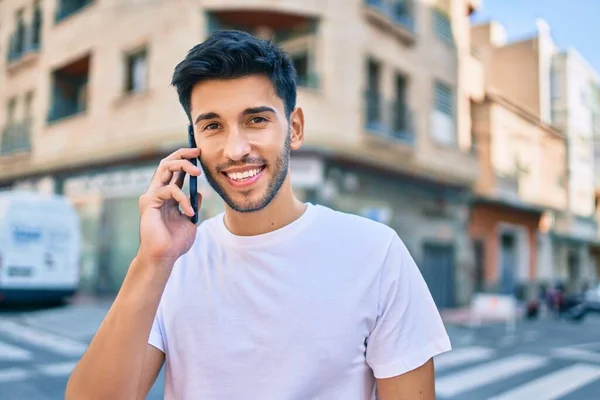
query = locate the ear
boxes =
[289,107,305,151]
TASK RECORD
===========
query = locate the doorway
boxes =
[499,231,517,295]
[421,243,456,309]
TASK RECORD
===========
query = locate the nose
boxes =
[223,127,251,161]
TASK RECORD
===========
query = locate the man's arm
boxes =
[136,345,166,400]
[376,358,435,400]
[65,257,169,400]
[66,148,202,400]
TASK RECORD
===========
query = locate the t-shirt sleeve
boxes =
[366,233,452,379]
[148,302,166,354]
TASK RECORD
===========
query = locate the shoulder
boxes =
[313,204,400,251]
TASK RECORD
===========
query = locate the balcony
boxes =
[364,91,415,146]
[55,0,94,23]
[6,18,42,69]
[207,9,321,90]
[0,119,33,155]
[363,0,415,45]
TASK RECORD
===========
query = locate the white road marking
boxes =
[0,320,87,356]
[0,339,32,361]
[434,346,495,370]
[489,363,600,400]
[0,361,80,383]
[37,361,77,377]
[552,347,600,363]
[0,367,30,383]
[436,354,548,398]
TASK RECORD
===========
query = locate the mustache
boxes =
[215,156,268,173]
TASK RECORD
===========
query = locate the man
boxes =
[66,30,451,400]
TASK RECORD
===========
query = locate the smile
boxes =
[221,166,266,188]
[225,167,263,181]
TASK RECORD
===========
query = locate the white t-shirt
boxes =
[149,203,451,399]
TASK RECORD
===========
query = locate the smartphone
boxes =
[187,125,199,224]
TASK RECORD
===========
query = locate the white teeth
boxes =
[226,168,262,181]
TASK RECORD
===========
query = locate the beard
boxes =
[199,133,291,213]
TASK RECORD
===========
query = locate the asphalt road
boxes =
[1,301,600,399]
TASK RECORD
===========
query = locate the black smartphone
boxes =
[187,125,199,224]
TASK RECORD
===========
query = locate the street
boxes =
[1,301,600,400]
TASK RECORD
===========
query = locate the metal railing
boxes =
[391,100,414,144]
[364,0,415,32]
[364,91,415,145]
[6,24,42,63]
[0,119,33,155]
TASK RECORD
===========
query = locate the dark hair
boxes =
[171,30,297,122]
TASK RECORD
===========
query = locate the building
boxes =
[471,19,599,295]
[1,0,482,306]
[470,88,568,299]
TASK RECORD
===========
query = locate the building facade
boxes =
[470,90,568,299]
[472,20,600,295]
[1,0,481,306]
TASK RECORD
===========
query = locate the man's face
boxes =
[189,75,303,213]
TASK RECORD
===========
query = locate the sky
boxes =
[470,0,600,73]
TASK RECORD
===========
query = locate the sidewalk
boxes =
[440,305,526,326]
[14,294,114,342]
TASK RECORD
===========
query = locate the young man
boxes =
[66,30,451,400]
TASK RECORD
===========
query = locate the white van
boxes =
[0,190,81,304]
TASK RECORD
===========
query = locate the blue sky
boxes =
[470,0,600,72]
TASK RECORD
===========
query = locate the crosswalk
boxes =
[0,319,86,383]
[434,346,600,399]
[3,317,600,399]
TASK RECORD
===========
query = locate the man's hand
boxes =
[376,358,436,400]
[138,147,203,266]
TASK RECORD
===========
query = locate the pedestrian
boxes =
[66,30,451,400]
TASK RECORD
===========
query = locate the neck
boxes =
[223,177,307,236]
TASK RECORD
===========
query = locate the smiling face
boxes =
[190,75,303,213]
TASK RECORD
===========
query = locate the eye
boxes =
[203,122,220,131]
[249,116,268,125]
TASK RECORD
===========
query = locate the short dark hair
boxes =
[171,30,297,122]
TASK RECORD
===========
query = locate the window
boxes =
[550,66,560,100]
[291,52,311,87]
[435,81,453,116]
[24,91,34,117]
[7,98,17,123]
[14,9,26,55]
[431,80,455,145]
[433,9,453,45]
[365,59,382,127]
[393,73,412,140]
[125,48,148,94]
[32,1,42,50]
[56,0,94,23]
[48,54,90,122]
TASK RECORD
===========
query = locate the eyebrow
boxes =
[242,106,276,116]
[193,106,276,125]
[194,112,220,125]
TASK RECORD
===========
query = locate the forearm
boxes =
[66,256,171,400]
